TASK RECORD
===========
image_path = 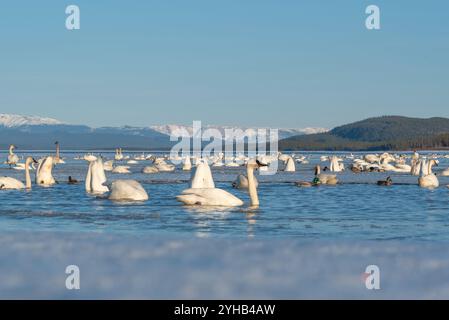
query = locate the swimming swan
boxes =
[177,159,266,207]
[182,156,192,171]
[418,159,439,189]
[284,157,295,172]
[54,141,65,164]
[232,174,259,189]
[0,157,37,190]
[6,145,19,167]
[36,156,57,185]
[108,180,149,201]
[315,165,338,185]
[85,158,109,194]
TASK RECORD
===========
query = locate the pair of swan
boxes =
[418,159,439,189]
[0,157,37,190]
[86,157,148,201]
[176,159,266,207]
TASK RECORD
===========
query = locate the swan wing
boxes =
[109,180,148,201]
[177,188,243,207]
[0,177,25,190]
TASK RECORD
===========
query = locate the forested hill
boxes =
[280,116,449,151]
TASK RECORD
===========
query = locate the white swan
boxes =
[36,156,56,185]
[418,159,439,189]
[329,156,344,172]
[108,180,148,201]
[85,158,109,194]
[112,165,131,174]
[54,141,65,164]
[315,165,338,185]
[103,160,114,171]
[177,159,265,207]
[411,158,422,176]
[154,158,175,172]
[0,157,37,190]
[142,166,159,174]
[6,145,19,167]
[182,156,192,171]
[232,174,259,189]
[86,157,148,201]
[114,148,124,161]
[284,157,295,172]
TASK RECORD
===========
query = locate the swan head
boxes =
[25,157,38,165]
[247,158,268,170]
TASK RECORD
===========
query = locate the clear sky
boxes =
[1,1,448,129]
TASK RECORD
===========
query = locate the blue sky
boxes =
[1,1,448,128]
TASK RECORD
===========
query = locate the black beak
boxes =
[256,160,268,167]
[32,158,38,164]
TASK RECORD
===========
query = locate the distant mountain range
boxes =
[280,116,449,151]
[0,114,326,150]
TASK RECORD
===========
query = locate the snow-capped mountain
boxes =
[150,124,328,141]
[0,113,326,150]
[0,113,64,127]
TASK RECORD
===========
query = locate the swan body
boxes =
[190,161,215,188]
[85,158,109,194]
[284,157,295,172]
[0,157,36,190]
[36,156,56,185]
[103,160,114,171]
[419,174,439,189]
[142,166,159,174]
[418,159,439,189]
[177,188,244,206]
[83,154,97,162]
[154,159,175,172]
[112,166,131,174]
[182,157,192,171]
[441,168,449,176]
[0,177,25,190]
[108,180,148,201]
[329,156,344,172]
[232,174,258,189]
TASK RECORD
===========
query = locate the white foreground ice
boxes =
[0,232,448,299]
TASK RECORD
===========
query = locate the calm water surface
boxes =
[1,151,449,241]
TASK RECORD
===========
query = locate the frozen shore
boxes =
[1,232,449,299]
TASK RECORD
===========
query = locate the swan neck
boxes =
[25,159,32,189]
[247,167,259,207]
[85,161,92,192]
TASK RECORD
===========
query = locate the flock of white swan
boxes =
[1,144,449,207]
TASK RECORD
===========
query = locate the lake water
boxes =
[2,151,449,241]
